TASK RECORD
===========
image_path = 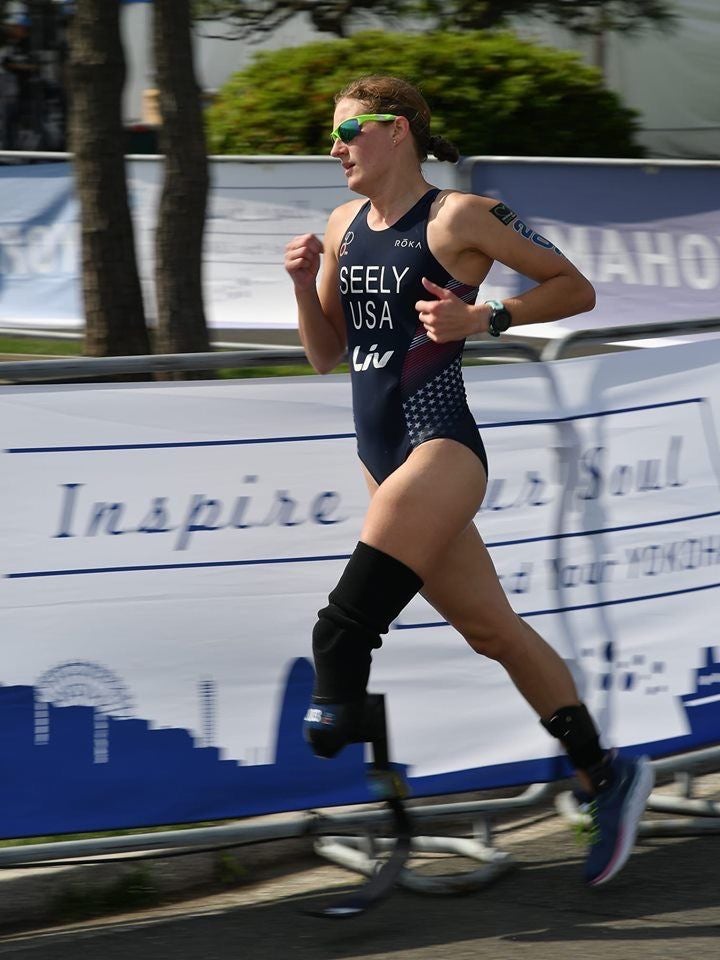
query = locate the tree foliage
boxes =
[192,0,676,39]
[206,30,644,158]
[408,1,676,34]
[193,0,403,38]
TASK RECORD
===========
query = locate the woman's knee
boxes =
[463,617,525,662]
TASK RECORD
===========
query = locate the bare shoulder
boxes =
[329,197,366,225]
[432,190,551,261]
[325,198,366,253]
[433,190,508,229]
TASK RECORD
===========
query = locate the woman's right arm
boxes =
[284,204,355,375]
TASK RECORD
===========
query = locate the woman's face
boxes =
[330,97,398,193]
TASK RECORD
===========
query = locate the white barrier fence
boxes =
[1,155,719,338]
[1,339,720,837]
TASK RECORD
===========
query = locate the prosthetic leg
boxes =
[305,693,412,919]
[298,542,420,917]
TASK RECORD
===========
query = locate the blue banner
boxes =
[469,159,720,336]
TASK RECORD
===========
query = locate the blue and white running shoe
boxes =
[582,753,655,886]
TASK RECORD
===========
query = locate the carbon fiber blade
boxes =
[305,798,411,919]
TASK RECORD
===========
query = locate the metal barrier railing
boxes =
[3,318,718,381]
[0,339,541,384]
[0,347,307,383]
[541,316,720,361]
[0,782,553,869]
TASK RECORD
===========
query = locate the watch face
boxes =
[489,306,511,334]
[493,310,511,332]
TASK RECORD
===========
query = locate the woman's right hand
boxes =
[284,233,324,292]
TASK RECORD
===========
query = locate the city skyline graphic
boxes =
[0,651,717,840]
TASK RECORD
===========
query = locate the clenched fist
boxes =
[285,233,324,292]
[414,276,485,342]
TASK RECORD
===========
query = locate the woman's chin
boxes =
[345,169,367,194]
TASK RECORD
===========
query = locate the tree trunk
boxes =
[153,0,212,361]
[593,29,608,81]
[67,0,150,357]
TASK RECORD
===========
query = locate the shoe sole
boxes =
[588,756,655,887]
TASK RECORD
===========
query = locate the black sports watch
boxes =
[485,299,512,337]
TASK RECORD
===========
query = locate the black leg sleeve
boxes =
[312,541,423,703]
[305,542,423,758]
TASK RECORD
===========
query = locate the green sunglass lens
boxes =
[338,119,362,143]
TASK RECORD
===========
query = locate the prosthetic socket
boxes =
[304,542,422,758]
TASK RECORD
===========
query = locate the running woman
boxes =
[284,75,654,887]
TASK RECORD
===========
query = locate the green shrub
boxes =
[206,30,643,158]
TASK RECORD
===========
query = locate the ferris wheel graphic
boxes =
[35,661,134,763]
[36,661,134,716]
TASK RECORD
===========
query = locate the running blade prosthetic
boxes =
[307,796,412,918]
[305,695,413,919]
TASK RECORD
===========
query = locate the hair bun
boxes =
[428,134,460,164]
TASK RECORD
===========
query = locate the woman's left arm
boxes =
[416,193,595,342]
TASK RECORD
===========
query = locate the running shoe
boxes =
[582,752,655,886]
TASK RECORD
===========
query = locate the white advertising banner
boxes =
[0,158,455,332]
[1,341,719,835]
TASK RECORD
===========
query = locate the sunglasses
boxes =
[330,113,398,144]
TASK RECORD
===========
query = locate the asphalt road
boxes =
[0,785,717,960]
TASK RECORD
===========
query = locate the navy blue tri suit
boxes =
[338,187,488,484]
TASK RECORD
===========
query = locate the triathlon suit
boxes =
[338,187,488,484]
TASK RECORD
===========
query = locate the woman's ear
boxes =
[393,115,411,143]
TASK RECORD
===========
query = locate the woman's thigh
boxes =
[359,439,487,580]
[362,460,521,653]
[419,522,522,647]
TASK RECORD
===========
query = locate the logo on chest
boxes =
[339,231,355,257]
[394,239,422,249]
[352,344,394,372]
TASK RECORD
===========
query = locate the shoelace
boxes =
[572,798,600,846]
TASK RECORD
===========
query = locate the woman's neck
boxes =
[365,172,433,229]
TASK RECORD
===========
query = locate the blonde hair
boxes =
[335,75,459,163]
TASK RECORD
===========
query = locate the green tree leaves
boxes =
[206,30,643,157]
